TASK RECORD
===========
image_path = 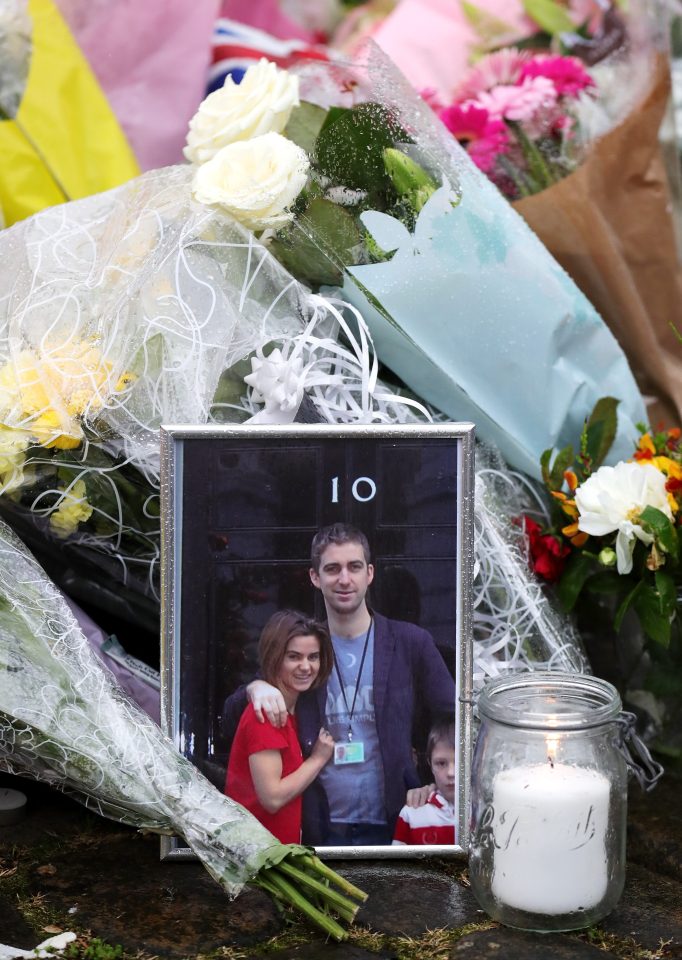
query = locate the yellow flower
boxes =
[49,479,94,539]
[651,456,682,480]
[0,426,29,493]
[30,411,81,450]
[637,433,656,456]
[0,341,134,449]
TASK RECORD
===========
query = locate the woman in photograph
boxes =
[225,610,335,843]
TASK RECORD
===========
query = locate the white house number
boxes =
[331,476,377,503]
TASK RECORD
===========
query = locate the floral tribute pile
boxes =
[0,42,657,938]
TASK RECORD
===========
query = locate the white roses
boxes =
[575,461,673,575]
[184,59,301,165]
[186,60,309,231]
[192,132,310,231]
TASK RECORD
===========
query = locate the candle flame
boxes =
[546,734,560,767]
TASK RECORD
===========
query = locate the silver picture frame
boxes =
[160,422,474,860]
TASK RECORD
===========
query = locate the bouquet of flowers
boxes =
[436,48,597,200]
[0,160,426,656]
[531,397,682,755]
[0,515,367,938]
[184,50,645,478]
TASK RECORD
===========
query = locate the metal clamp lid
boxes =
[615,711,664,792]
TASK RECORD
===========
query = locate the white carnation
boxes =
[575,461,672,574]
[184,59,300,165]
[191,132,310,231]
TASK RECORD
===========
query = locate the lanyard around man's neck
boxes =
[331,617,373,743]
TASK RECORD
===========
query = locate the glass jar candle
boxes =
[469,672,630,932]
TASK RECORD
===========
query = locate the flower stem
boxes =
[253,868,349,941]
[276,860,360,919]
[299,853,368,901]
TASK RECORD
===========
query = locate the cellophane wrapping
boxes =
[265,42,647,478]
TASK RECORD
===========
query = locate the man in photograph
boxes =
[223,522,456,846]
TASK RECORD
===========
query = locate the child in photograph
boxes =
[225,610,335,843]
[392,718,456,845]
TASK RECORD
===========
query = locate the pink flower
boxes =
[519,55,595,98]
[471,75,558,123]
[438,103,509,173]
[420,87,446,113]
[454,47,529,101]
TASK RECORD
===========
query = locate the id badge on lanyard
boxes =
[334,741,365,764]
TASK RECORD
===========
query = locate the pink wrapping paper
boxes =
[56,0,218,171]
[218,0,318,40]
[363,0,533,101]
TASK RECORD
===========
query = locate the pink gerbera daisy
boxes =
[454,48,530,101]
[519,55,595,98]
[438,103,509,173]
[472,75,558,124]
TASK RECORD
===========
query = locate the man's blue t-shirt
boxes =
[317,623,386,825]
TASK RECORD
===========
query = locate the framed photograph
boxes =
[160,423,474,859]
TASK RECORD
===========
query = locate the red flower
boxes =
[522,515,571,583]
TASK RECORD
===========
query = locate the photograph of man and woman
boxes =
[170,429,467,854]
[222,522,458,849]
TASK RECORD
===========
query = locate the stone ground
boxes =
[0,770,680,960]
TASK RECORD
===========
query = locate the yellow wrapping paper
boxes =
[0,0,140,226]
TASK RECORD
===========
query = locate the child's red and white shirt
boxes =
[392,790,456,845]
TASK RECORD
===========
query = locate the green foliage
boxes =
[540,443,574,491]
[270,198,364,288]
[633,579,673,648]
[557,551,595,611]
[284,101,328,155]
[640,506,679,562]
[582,397,619,474]
[521,0,575,34]
[314,102,408,199]
[65,939,124,960]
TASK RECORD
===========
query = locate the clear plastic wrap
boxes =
[472,447,589,692]
[0,514,366,935]
[0,165,423,640]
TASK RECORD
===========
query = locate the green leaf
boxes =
[640,506,679,560]
[314,103,409,196]
[584,397,619,471]
[461,0,518,44]
[540,448,553,487]
[547,444,574,491]
[557,551,594,611]
[522,0,575,34]
[284,101,328,155]
[655,569,677,620]
[634,581,672,648]
[614,581,642,633]
[270,198,363,288]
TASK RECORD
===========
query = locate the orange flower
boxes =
[563,469,578,492]
[552,489,578,519]
[561,521,589,547]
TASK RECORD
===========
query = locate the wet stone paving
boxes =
[0,771,681,960]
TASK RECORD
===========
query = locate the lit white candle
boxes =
[0,787,27,826]
[491,762,610,915]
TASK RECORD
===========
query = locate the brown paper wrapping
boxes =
[514,54,682,429]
